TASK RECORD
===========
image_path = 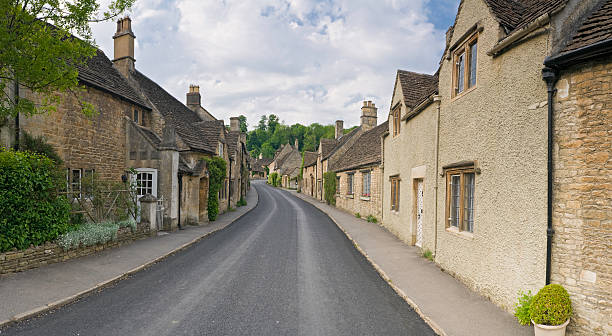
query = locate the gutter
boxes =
[401,94,436,123]
[488,13,550,57]
[542,67,558,285]
[544,38,612,69]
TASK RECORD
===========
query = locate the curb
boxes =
[1,187,260,329]
[291,191,447,336]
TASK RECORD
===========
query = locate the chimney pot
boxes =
[113,17,135,77]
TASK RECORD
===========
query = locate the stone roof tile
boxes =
[562,0,612,53]
[331,121,389,172]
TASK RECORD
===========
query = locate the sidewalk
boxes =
[289,190,531,336]
[0,187,258,327]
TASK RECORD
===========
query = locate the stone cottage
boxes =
[301,151,318,197]
[268,140,301,189]
[332,120,388,220]
[226,117,250,206]
[379,0,611,333]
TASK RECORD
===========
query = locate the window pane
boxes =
[463,173,475,232]
[133,110,138,123]
[469,42,477,88]
[457,53,465,94]
[450,175,460,227]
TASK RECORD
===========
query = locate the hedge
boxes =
[0,148,72,252]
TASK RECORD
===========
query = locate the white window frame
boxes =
[362,171,371,197]
[132,168,158,199]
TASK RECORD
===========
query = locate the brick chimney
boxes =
[230,117,240,132]
[360,101,377,131]
[335,120,344,139]
[113,17,135,77]
[186,85,201,109]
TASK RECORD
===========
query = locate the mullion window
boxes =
[446,169,475,232]
[453,34,478,97]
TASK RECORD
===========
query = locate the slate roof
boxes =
[77,50,151,110]
[397,70,439,109]
[483,0,567,35]
[303,151,318,167]
[275,145,297,169]
[136,125,161,147]
[331,122,389,172]
[320,138,337,159]
[562,0,612,53]
[133,71,218,154]
[323,127,361,160]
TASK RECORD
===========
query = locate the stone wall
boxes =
[0,223,151,275]
[551,57,612,335]
[336,166,382,220]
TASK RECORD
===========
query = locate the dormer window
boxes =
[453,34,478,97]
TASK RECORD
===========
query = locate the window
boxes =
[392,106,401,136]
[362,171,371,197]
[390,176,400,211]
[71,169,82,199]
[218,142,224,158]
[133,109,139,123]
[136,171,154,196]
[347,174,354,195]
[453,34,478,97]
[446,169,475,232]
[336,176,340,194]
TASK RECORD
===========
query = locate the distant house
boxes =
[301,151,318,197]
[268,140,301,188]
[251,154,272,179]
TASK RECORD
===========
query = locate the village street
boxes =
[1,181,434,336]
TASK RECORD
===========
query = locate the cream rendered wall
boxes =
[382,101,438,251]
[435,0,549,311]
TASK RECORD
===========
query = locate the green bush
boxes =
[205,157,227,221]
[355,213,361,219]
[0,148,72,252]
[19,132,63,165]
[514,290,534,326]
[268,172,281,187]
[366,215,378,223]
[422,248,434,261]
[237,197,247,207]
[323,171,336,205]
[530,284,572,326]
[56,219,135,251]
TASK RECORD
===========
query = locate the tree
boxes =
[0,0,136,119]
[238,115,247,133]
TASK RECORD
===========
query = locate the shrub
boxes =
[205,157,227,221]
[514,290,534,326]
[237,197,247,207]
[0,148,72,252]
[530,284,572,326]
[323,171,337,205]
[355,213,361,219]
[366,215,378,223]
[19,132,63,165]
[422,248,434,261]
[268,172,281,187]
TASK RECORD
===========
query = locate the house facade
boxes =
[378,0,611,333]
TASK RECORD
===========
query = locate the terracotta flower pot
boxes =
[532,319,569,336]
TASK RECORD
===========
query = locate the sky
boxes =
[91,0,460,130]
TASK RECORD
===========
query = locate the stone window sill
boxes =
[391,210,400,215]
[445,226,474,240]
[360,196,371,201]
[346,194,354,199]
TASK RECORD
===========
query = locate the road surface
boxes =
[2,181,434,335]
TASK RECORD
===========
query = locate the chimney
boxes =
[360,101,378,131]
[230,117,240,132]
[294,138,299,149]
[187,85,201,109]
[259,153,263,160]
[335,120,344,139]
[113,17,135,78]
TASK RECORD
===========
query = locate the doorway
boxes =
[415,179,424,247]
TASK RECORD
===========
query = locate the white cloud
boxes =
[91,0,449,129]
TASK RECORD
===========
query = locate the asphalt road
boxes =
[1,181,435,336]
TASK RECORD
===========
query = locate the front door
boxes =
[415,179,424,247]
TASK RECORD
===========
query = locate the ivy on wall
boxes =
[323,171,337,206]
[205,157,227,221]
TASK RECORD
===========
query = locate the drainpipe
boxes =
[227,156,232,212]
[177,172,183,230]
[13,78,20,150]
[433,95,441,257]
[542,67,558,285]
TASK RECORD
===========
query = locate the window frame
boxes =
[390,175,400,211]
[445,167,475,233]
[336,176,340,194]
[392,106,401,136]
[362,171,371,197]
[452,33,478,98]
[347,173,354,196]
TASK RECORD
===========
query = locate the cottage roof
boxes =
[562,0,612,53]
[77,50,151,110]
[226,131,242,160]
[331,121,389,172]
[323,126,361,160]
[319,138,337,159]
[303,151,318,167]
[483,0,567,35]
[397,70,438,109]
[133,71,218,154]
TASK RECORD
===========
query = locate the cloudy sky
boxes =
[91,0,459,129]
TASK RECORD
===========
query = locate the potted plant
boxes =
[530,284,572,336]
